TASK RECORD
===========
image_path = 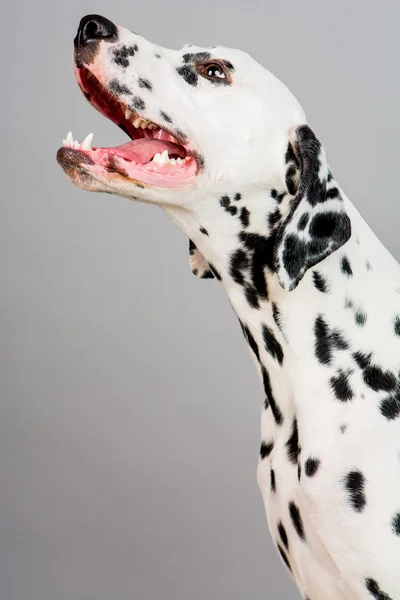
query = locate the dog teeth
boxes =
[153,150,169,165]
[152,151,186,166]
[81,133,94,150]
[125,108,135,120]
[62,131,94,151]
[131,116,155,130]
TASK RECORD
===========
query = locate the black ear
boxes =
[274,125,351,291]
[189,239,215,279]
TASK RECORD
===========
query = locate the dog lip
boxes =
[57,146,95,168]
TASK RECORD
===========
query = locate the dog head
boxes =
[57,15,350,291]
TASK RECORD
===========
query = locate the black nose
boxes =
[74,14,117,48]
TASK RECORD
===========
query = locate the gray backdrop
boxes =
[2,1,399,599]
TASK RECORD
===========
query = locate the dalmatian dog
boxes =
[57,14,400,600]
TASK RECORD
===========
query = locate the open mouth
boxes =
[57,66,198,188]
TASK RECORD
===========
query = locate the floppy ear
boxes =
[189,239,215,279]
[274,124,351,291]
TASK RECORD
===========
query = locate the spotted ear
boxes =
[274,124,351,291]
[189,239,215,279]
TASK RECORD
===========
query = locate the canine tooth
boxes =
[125,108,135,120]
[81,133,94,150]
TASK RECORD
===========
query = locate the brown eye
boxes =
[201,63,226,80]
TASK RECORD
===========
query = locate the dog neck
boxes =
[164,185,387,433]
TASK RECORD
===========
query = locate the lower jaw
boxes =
[57,146,198,190]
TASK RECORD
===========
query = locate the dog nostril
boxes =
[75,14,118,47]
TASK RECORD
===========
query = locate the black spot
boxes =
[340,424,347,434]
[355,310,367,326]
[138,77,153,91]
[260,441,274,459]
[270,468,276,492]
[261,366,283,426]
[200,227,209,236]
[341,256,353,276]
[312,271,329,293]
[155,53,161,59]
[285,164,298,196]
[391,512,400,536]
[394,316,400,336]
[219,195,237,216]
[297,462,301,481]
[298,212,309,230]
[305,458,320,477]
[189,239,196,255]
[309,211,345,238]
[277,545,292,572]
[285,419,300,465]
[314,315,331,365]
[289,501,305,541]
[200,269,214,280]
[112,44,138,68]
[131,96,146,111]
[363,366,396,393]
[241,324,260,362]
[347,303,367,325]
[285,145,297,164]
[272,303,282,331]
[262,325,284,365]
[278,522,289,549]
[344,470,366,512]
[331,329,349,351]
[220,195,230,208]
[238,230,276,275]
[176,65,198,86]
[209,264,221,281]
[160,111,172,123]
[330,370,354,402]
[268,209,281,229]
[353,351,372,370]
[175,129,187,141]
[281,234,307,282]
[229,249,249,285]
[182,51,211,63]
[314,315,349,366]
[365,578,393,600]
[240,207,250,228]
[326,187,340,199]
[109,79,131,95]
[234,193,241,201]
[366,260,372,271]
[244,285,260,310]
[380,392,400,421]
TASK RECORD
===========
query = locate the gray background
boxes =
[1,1,399,599]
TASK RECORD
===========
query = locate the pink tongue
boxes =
[104,139,186,164]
